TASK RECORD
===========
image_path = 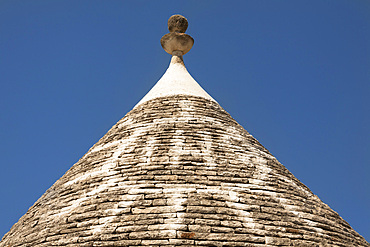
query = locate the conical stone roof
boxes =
[1,15,369,247]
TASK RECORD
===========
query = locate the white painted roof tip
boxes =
[134,55,217,108]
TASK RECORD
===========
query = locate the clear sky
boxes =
[1,0,369,241]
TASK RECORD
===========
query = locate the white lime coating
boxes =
[134,55,216,108]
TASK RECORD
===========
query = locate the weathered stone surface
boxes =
[0,95,369,246]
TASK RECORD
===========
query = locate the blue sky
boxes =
[1,0,369,241]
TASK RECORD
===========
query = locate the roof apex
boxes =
[134,54,216,108]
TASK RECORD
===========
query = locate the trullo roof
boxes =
[1,15,369,247]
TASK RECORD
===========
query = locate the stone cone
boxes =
[1,90,369,246]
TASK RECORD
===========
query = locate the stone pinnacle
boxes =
[160,14,194,55]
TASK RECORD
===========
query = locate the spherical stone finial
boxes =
[168,14,188,33]
[161,14,194,56]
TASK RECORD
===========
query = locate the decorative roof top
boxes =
[135,15,215,108]
[1,15,369,247]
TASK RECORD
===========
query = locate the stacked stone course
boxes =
[1,95,369,246]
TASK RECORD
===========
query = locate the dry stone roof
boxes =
[1,15,369,247]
